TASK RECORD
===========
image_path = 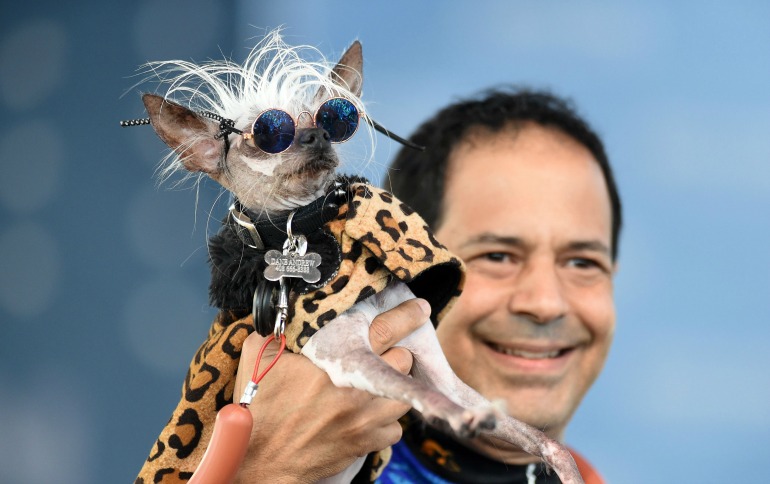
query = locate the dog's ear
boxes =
[142,93,223,175]
[314,40,363,104]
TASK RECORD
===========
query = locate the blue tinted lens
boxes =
[315,98,359,143]
[253,109,295,154]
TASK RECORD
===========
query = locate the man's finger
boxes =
[369,298,431,354]
[380,347,413,375]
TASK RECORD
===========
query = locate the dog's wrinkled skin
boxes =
[143,40,583,484]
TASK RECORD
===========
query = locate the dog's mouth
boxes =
[305,154,338,172]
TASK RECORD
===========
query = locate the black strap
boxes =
[234,179,352,250]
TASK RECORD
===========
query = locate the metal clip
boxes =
[273,278,289,340]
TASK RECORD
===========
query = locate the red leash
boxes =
[252,334,287,384]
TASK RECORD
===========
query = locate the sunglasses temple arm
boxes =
[120,117,151,127]
[121,112,425,152]
[367,118,425,151]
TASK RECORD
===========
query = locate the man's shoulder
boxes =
[568,448,605,484]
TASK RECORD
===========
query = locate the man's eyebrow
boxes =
[461,234,611,256]
[565,240,611,256]
[460,233,526,248]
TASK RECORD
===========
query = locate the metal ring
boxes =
[286,211,296,244]
[273,312,286,340]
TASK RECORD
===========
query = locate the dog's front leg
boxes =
[301,309,459,415]
[302,305,495,437]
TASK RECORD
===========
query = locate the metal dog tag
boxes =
[264,250,322,283]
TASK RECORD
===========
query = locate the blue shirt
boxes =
[376,439,454,484]
[373,418,561,484]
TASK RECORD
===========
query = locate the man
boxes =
[377,88,619,483]
[235,88,619,483]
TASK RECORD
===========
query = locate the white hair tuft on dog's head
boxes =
[142,29,366,129]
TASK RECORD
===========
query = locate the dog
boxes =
[129,31,583,484]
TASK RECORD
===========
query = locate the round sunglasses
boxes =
[242,97,361,154]
[120,98,425,153]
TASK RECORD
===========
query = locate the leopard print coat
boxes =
[135,183,465,483]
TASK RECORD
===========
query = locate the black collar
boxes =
[228,178,353,250]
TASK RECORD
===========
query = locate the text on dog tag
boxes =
[264,250,322,283]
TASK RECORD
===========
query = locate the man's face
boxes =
[434,124,616,442]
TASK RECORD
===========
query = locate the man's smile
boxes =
[479,339,581,376]
[486,342,571,360]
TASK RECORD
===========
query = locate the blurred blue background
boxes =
[1,1,768,482]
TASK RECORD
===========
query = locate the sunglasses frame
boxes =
[241,97,363,154]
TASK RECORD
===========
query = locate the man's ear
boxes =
[313,40,363,104]
[142,93,223,175]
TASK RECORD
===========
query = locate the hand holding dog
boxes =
[232,298,430,482]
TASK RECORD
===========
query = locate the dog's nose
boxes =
[296,127,332,150]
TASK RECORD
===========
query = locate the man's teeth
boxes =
[492,345,561,359]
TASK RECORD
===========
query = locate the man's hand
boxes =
[232,298,430,483]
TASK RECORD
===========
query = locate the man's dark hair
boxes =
[387,87,622,260]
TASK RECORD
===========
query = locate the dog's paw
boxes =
[419,395,507,438]
[453,403,502,438]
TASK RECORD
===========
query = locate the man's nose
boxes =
[507,260,568,324]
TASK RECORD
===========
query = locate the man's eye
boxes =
[567,257,602,270]
[467,251,519,278]
[484,252,510,263]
